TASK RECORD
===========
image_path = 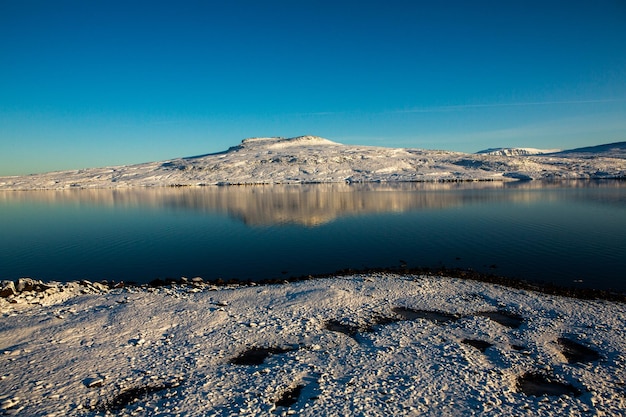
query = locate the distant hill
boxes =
[1,136,625,190]
[553,141,626,158]
[477,142,626,158]
[476,147,560,156]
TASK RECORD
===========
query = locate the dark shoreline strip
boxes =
[108,265,626,303]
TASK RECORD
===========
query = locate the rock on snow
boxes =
[1,274,625,416]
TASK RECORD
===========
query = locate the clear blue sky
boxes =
[1,0,625,175]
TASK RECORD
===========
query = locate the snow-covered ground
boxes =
[1,136,625,189]
[475,147,561,156]
[1,274,625,416]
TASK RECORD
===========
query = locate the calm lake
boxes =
[1,180,625,292]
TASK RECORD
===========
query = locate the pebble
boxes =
[84,376,104,388]
[130,337,147,346]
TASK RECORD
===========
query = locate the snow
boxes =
[241,136,341,149]
[1,136,624,190]
[476,148,561,156]
[1,274,625,416]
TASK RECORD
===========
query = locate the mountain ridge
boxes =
[476,147,561,156]
[1,137,624,190]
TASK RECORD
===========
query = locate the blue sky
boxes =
[1,0,625,175]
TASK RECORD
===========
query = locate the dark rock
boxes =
[511,344,530,353]
[557,337,601,364]
[516,372,581,397]
[476,311,524,328]
[366,315,402,330]
[392,307,460,324]
[275,384,304,407]
[98,383,174,412]
[229,347,294,366]
[84,376,105,388]
[461,339,493,352]
[0,281,16,298]
[324,320,361,338]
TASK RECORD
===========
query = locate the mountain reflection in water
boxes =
[1,180,624,291]
[1,180,623,227]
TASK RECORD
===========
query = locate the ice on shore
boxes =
[1,274,625,416]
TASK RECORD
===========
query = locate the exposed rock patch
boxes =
[461,339,494,352]
[476,310,524,328]
[96,383,178,412]
[275,384,304,407]
[516,372,582,397]
[557,337,601,364]
[391,306,461,324]
[230,347,295,366]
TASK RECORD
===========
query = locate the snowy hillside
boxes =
[1,136,625,189]
[1,274,625,416]
[553,141,626,159]
[476,147,561,156]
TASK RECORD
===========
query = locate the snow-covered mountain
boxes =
[1,136,624,190]
[553,141,626,158]
[476,147,561,156]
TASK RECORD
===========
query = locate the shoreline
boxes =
[2,176,626,192]
[147,266,626,303]
[2,265,625,312]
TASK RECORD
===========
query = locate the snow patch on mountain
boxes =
[240,135,341,149]
[476,147,561,156]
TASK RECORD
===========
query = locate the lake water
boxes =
[1,180,625,292]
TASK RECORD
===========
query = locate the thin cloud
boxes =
[295,98,626,117]
[393,98,626,114]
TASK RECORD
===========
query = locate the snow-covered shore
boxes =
[1,137,625,190]
[1,274,625,416]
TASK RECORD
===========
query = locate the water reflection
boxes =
[1,180,625,289]
[1,180,623,226]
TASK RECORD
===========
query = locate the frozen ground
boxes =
[1,136,625,189]
[1,274,625,416]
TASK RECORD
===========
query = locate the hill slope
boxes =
[1,274,625,416]
[552,141,626,158]
[476,147,561,156]
[1,136,624,189]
